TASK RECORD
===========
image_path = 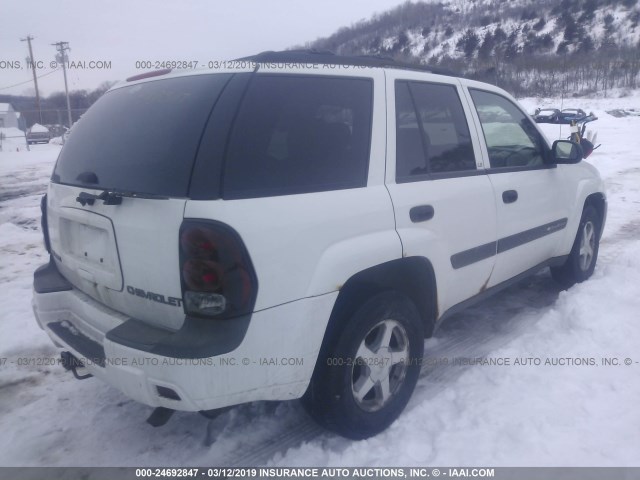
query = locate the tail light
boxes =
[40,194,51,253]
[179,220,257,319]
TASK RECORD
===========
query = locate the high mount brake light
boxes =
[179,221,257,319]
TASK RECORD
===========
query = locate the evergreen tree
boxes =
[457,29,480,58]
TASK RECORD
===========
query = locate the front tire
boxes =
[303,291,424,439]
[551,205,600,288]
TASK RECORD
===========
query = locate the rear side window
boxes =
[52,74,232,197]
[395,80,475,182]
[223,75,373,199]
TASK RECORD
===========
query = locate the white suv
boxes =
[32,51,606,439]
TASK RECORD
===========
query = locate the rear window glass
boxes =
[223,75,373,199]
[52,74,231,197]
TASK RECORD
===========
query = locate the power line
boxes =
[0,68,61,92]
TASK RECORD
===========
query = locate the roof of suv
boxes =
[239,49,457,77]
[113,50,459,92]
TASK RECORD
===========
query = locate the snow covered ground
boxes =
[0,96,639,467]
[0,127,28,151]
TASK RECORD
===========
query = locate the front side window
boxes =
[470,89,547,169]
[223,75,373,199]
[395,80,476,182]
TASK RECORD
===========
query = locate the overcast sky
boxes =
[0,0,410,97]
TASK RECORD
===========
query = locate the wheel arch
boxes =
[584,192,606,240]
[560,184,606,256]
[304,256,437,429]
[322,257,438,349]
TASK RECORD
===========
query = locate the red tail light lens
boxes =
[182,259,223,292]
[179,221,257,318]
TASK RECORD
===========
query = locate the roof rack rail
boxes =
[236,49,457,77]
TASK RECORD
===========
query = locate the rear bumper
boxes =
[32,259,336,411]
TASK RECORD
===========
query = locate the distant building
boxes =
[0,103,20,129]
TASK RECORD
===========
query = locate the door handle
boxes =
[410,205,435,223]
[502,190,518,204]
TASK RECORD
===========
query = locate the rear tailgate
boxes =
[46,72,234,330]
[47,185,187,330]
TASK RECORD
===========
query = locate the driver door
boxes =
[463,85,571,287]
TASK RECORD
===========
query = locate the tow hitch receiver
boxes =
[60,351,93,380]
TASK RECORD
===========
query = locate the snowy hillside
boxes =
[309,0,640,60]
[0,95,639,466]
[306,0,640,96]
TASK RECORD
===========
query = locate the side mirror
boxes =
[551,140,583,164]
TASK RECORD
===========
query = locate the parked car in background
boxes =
[534,108,560,124]
[45,124,68,138]
[558,108,587,124]
[26,123,51,144]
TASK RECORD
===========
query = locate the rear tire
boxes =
[551,205,600,289]
[302,291,423,439]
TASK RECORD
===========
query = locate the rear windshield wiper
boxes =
[76,189,169,206]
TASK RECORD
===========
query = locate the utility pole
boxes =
[20,35,43,124]
[52,41,73,130]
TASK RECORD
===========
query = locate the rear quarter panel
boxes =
[184,68,401,311]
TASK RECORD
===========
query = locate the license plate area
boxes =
[60,219,110,266]
[53,209,123,291]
